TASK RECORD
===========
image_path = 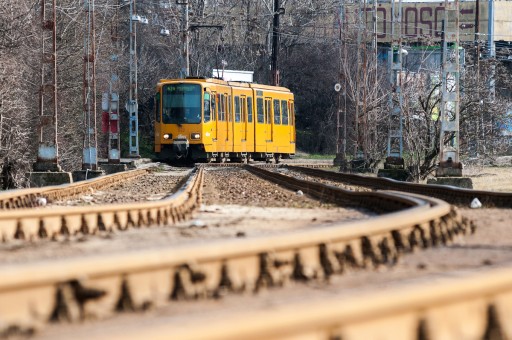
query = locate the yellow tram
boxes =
[154,77,296,163]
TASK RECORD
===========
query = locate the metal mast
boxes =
[127,0,139,157]
[372,0,378,84]
[82,0,98,170]
[436,0,461,176]
[35,0,60,172]
[386,0,404,164]
[354,0,363,160]
[270,0,281,86]
[104,0,121,164]
[178,0,190,78]
[334,0,346,167]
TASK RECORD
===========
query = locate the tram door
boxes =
[264,98,273,153]
[216,93,227,153]
[240,96,247,153]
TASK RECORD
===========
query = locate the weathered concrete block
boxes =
[72,170,105,182]
[427,177,473,189]
[27,172,72,187]
[377,168,410,181]
[100,163,127,175]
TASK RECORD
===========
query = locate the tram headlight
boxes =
[191,133,200,140]
[163,133,171,140]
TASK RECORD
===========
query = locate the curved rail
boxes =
[287,165,512,208]
[0,166,471,335]
[0,169,150,210]
[0,168,203,242]
[76,265,512,340]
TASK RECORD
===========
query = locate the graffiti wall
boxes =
[344,2,512,43]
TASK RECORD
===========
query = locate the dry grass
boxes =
[463,166,512,192]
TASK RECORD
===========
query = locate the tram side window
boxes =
[211,93,216,121]
[228,95,233,122]
[155,92,161,123]
[219,94,225,121]
[203,92,211,123]
[234,96,241,122]
[281,100,288,125]
[257,98,264,123]
[290,102,295,126]
[247,97,253,123]
[241,97,246,123]
[265,100,271,124]
[273,99,281,125]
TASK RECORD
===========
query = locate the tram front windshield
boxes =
[162,84,201,124]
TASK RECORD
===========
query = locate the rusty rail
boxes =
[0,168,203,242]
[0,166,472,336]
[287,165,512,208]
[64,265,512,340]
[0,169,150,210]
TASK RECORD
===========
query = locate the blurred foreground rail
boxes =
[0,165,473,337]
[58,264,511,340]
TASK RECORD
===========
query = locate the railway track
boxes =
[0,168,150,210]
[0,165,472,337]
[0,167,201,242]
[57,264,512,340]
[285,165,512,207]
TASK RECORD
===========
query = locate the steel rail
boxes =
[0,167,471,335]
[287,165,512,208]
[66,265,512,340]
[0,168,202,242]
[203,162,333,169]
[0,168,150,210]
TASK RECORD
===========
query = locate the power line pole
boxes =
[386,0,404,166]
[178,0,190,78]
[354,0,362,162]
[104,0,121,164]
[334,0,346,168]
[378,0,410,180]
[127,0,140,157]
[35,0,60,172]
[474,0,481,156]
[271,0,281,86]
[436,0,462,177]
[362,0,369,160]
[82,0,98,170]
[372,0,378,92]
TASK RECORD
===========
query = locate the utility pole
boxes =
[387,0,404,164]
[82,0,98,171]
[178,0,190,78]
[29,0,73,186]
[354,1,362,162]
[127,0,140,157]
[378,0,409,180]
[104,0,121,164]
[334,0,346,168]
[35,0,60,172]
[271,0,281,86]
[436,0,463,177]
[487,0,495,101]
[372,0,378,95]
[362,0,369,160]
[474,0,481,156]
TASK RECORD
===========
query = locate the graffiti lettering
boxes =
[419,7,433,36]
[404,8,418,37]
[377,7,387,39]
[353,3,479,42]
